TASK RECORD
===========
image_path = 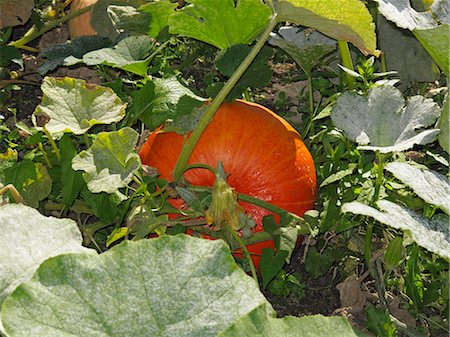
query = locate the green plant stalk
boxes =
[307,73,314,114]
[42,126,61,161]
[337,40,355,90]
[172,14,278,181]
[223,223,258,285]
[37,142,53,168]
[365,151,386,274]
[8,4,96,50]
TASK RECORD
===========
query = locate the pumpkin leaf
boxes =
[0,0,34,28]
[342,200,450,260]
[218,304,364,337]
[59,134,86,207]
[2,160,51,208]
[269,27,336,75]
[214,44,273,101]
[65,35,156,76]
[260,249,289,289]
[0,45,22,68]
[331,85,440,153]
[139,0,177,38]
[128,77,204,130]
[34,77,126,136]
[169,0,272,50]
[1,236,273,337]
[385,162,450,215]
[276,0,378,56]
[414,25,450,76]
[0,204,94,333]
[39,36,112,75]
[80,186,125,224]
[438,96,449,153]
[374,0,440,30]
[90,0,147,38]
[72,127,141,194]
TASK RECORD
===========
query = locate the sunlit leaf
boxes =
[34,77,126,135]
[269,27,336,75]
[331,85,440,153]
[374,0,439,30]
[72,127,140,194]
[0,204,94,333]
[169,0,272,50]
[2,236,272,337]
[385,162,450,214]
[342,200,450,259]
[277,0,378,56]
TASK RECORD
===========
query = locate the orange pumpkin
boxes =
[68,0,97,38]
[139,100,317,268]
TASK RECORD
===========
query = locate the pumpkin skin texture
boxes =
[68,0,97,39]
[139,100,317,268]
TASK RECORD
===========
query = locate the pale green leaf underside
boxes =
[2,236,273,337]
[342,200,450,259]
[277,0,377,56]
[72,127,141,194]
[269,27,336,75]
[374,0,443,30]
[169,0,272,50]
[65,35,155,76]
[0,204,94,333]
[331,85,440,153]
[385,162,450,214]
[34,77,126,135]
[219,305,362,337]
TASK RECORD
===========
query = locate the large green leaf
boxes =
[276,0,377,56]
[1,236,273,337]
[0,204,94,333]
[139,0,177,38]
[414,25,450,76]
[331,85,440,153]
[385,162,450,214]
[169,0,272,50]
[72,127,141,194]
[65,35,156,76]
[34,77,126,136]
[342,200,450,260]
[269,27,336,75]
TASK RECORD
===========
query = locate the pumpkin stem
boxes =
[172,13,279,181]
[205,166,244,231]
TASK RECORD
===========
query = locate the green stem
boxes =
[8,4,96,50]
[223,223,259,285]
[172,14,278,181]
[42,126,61,161]
[38,142,53,168]
[188,185,312,235]
[307,73,314,114]
[365,151,386,274]
[337,40,355,90]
